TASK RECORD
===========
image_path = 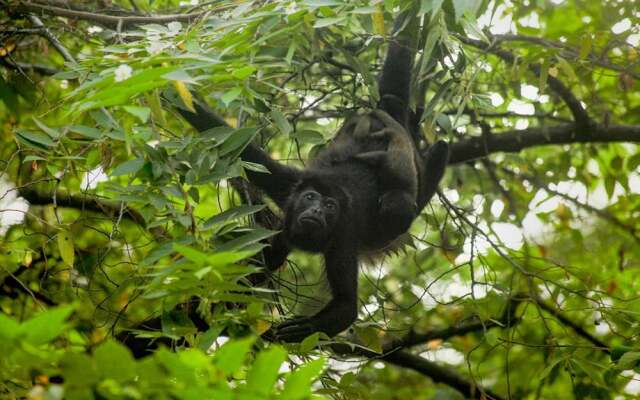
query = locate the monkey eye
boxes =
[324,200,337,210]
[304,192,316,201]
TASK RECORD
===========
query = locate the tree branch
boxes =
[10,1,208,29]
[19,187,148,227]
[448,123,640,164]
[383,350,505,400]
[330,343,504,400]
[27,13,76,64]
[0,58,59,75]
[536,299,611,355]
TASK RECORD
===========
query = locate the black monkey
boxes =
[177,14,449,342]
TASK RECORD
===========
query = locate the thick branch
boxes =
[10,1,207,29]
[383,350,505,400]
[536,300,610,354]
[19,187,148,227]
[448,123,640,164]
[330,343,504,400]
[0,58,59,75]
[385,296,521,350]
[27,14,76,64]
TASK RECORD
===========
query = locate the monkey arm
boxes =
[274,238,358,342]
[240,145,302,207]
[175,94,302,207]
[416,140,449,210]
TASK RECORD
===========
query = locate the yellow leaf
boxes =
[57,230,75,267]
[255,319,272,334]
[173,81,195,112]
[372,5,385,36]
[23,251,33,267]
[145,90,167,126]
[579,34,592,60]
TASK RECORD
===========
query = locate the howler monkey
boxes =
[177,13,449,342]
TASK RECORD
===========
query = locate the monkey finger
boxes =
[353,115,371,137]
[337,116,359,137]
[367,127,398,140]
[373,109,406,131]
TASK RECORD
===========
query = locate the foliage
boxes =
[0,0,639,399]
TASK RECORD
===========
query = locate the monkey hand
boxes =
[269,316,319,343]
[266,300,357,343]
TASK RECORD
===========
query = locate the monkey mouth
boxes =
[299,216,323,228]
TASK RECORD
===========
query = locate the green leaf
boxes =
[111,158,145,176]
[196,326,225,352]
[281,358,325,400]
[299,332,320,352]
[292,129,325,144]
[539,357,564,380]
[173,244,209,264]
[20,304,74,345]
[314,17,346,28]
[271,110,292,135]
[232,66,256,80]
[419,0,444,15]
[435,113,453,134]
[203,204,265,228]
[246,346,287,395]
[604,175,615,199]
[304,0,342,6]
[32,117,61,139]
[94,340,136,382]
[15,130,55,149]
[216,228,277,252]
[123,106,151,123]
[220,127,258,157]
[162,69,196,83]
[61,352,100,386]
[213,336,255,376]
[452,0,482,21]
[579,34,592,60]
[161,309,197,338]
[354,325,382,353]
[58,230,75,267]
[69,125,103,139]
[627,153,640,171]
[23,155,46,162]
[0,313,20,340]
[617,351,640,370]
[557,57,578,82]
[221,87,242,106]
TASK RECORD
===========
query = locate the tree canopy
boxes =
[1,1,639,399]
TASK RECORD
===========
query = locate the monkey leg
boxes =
[417,140,449,210]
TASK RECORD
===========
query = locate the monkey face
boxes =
[285,188,341,252]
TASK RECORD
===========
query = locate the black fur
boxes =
[177,13,449,342]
